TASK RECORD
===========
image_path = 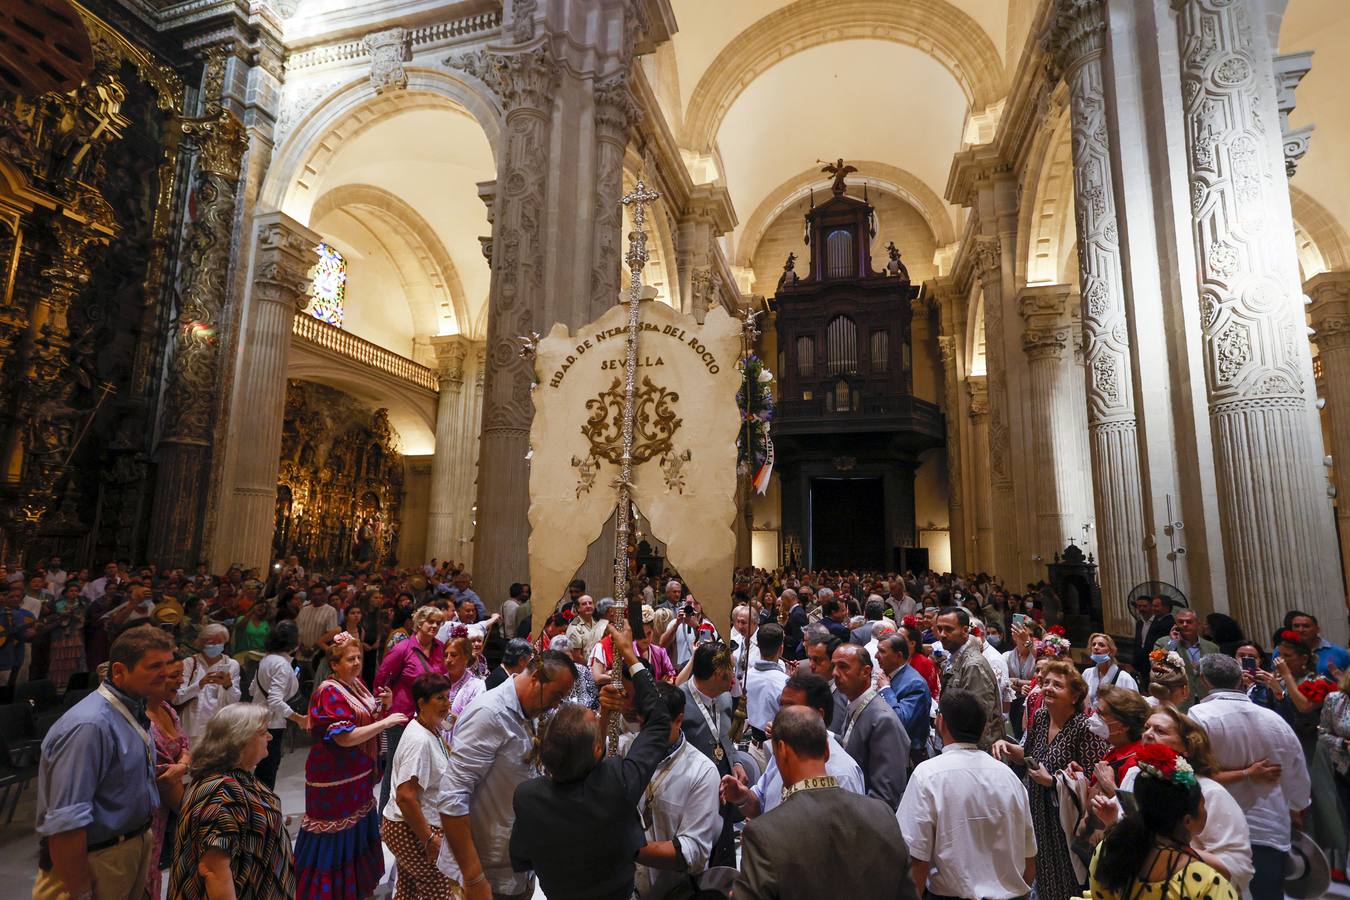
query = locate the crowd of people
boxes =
[14,554,1350,899]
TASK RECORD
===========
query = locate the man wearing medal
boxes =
[34,625,176,900]
[677,641,742,868]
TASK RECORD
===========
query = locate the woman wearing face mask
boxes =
[1084,633,1139,708]
[1093,707,1253,893]
[176,623,243,743]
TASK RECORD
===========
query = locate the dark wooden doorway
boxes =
[810,477,885,570]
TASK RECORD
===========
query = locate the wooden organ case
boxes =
[771,165,944,571]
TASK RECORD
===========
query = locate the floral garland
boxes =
[1149,648,1187,671]
[1035,633,1072,659]
[1136,744,1197,787]
[736,354,775,474]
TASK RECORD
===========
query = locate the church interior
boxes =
[2,0,1349,641]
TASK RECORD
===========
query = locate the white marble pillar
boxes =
[1046,0,1150,628]
[1020,284,1094,564]
[212,212,321,569]
[967,376,995,575]
[1171,0,1341,640]
[427,335,470,563]
[937,335,968,574]
[1308,271,1350,596]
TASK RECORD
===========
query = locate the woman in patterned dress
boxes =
[147,657,191,898]
[294,632,407,900]
[994,658,1109,900]
[443,631,484,742]
[170,703,296,899]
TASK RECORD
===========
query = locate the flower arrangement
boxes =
[449,623,469,640]
[1149,648,1186,671]
[1136,744,1198,787]
[1035,633,1072,659]
[1299,677,1336,705]
[736,355,775,490]
[1278,629,1303,645]
[1048,624,1066,637]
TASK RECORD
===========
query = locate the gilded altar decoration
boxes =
[272,381,405,570]
[526,296,743,633]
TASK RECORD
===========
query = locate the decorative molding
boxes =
[1274,51,1314,178]
[430,334,471,388]
[253,220,315,312]
[285,11,502,72]
[447,44,561,114]
[1042,0,1106,75]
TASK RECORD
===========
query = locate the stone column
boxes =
[450,46,560,604]
[211,212,320,570]
[936,335,967,574]
[147,61,248,568]
[967,376,995,574]
[1171,0,1341,639]
[427,335,470,562]
[1046,0,1150,627]
[590,75,641,320]
[676,186,737,322]
[972,236,1019,582]
[1308,271,1350,595]
[1020,284,1093,562]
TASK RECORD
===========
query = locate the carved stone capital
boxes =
[181,105,247,179]
[447,45,560,114]
[1043,0,1106,74]
[937,334,957,366]
[474,346,486,390]
[431,334,471,388]
[967,376,989,417]
[363,27,411,95]
[1310,272,1350,352]
[594,72,642,137]
[1020,286,1077,361]
[253,216,319,311]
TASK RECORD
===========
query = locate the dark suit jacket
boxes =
[849,621,881,646]
[1132,613,1174,677]
[735,786,920,900]
[829,687,848,736]
[842,693,910,810]
[509,666,669,900]
[784,605,809,660]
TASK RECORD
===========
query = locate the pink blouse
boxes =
[374,636,446,717]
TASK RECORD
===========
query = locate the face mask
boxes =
[203,643,225,658]
[1086,714,1111,739]
[1090,653,1112,665]
[987,636,1001,649]
[53,599,67,613]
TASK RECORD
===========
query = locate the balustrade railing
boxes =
[293,314,438,392]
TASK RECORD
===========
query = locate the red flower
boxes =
[562,609,575,621]
[1136,743,1181,776]
[1049,625,1066,636]
[1300,678,1335,704]
[902,615,919,629]
[1279,629,1302,645]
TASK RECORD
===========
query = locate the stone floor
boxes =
[0,738,1340,900]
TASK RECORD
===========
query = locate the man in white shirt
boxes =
[294,588,338,655]
[43,556,68,595]
[718,671,865,819]
[633,681,723,900]
[563,594,606,659]
[1187,654,1310,900]
[898,687,1036,899]
[80,561,121,603]
[729,603,762,684]
[746,624,789,740]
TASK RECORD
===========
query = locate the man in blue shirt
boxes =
[446,570,487,620]
[1289,610,1350,677]
[34,624,174,900]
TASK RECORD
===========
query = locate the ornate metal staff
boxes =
[607,179,660,756]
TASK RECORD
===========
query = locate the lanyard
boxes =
[97,683,154,771]
[692,688,720,736]
[841,690,877,743]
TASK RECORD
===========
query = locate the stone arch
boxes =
[1017,100,1075,287]
[310,183,475,338]
[682,0,1006,152]
[260,66,502,219]
[621,169,679,308]
[736,161,955,269]
[285,359,438,453]
[966,287,986,377]
[1290,185,1350,277]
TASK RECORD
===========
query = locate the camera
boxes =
[683,603,695,619]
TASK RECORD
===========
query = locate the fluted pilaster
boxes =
[1020,285,1093,565]
[1172,0,1341,640]
[973,236,1018,581]
[937,335,967,574]
[1046,0,1149,629]
[1309,270,1350,595]
[591,74,641,321]
[212,212,321,570]
[428,335,471,562]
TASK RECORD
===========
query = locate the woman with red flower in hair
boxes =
[1268,629,1334,749]
[1088,744,1240,899]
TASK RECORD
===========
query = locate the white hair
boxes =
[817,588,835,600]
[665,580,683,593]
[199,623,229,643]
[549,635,571,653]
[872,619,898,637]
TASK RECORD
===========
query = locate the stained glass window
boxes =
[309,242,347,327]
